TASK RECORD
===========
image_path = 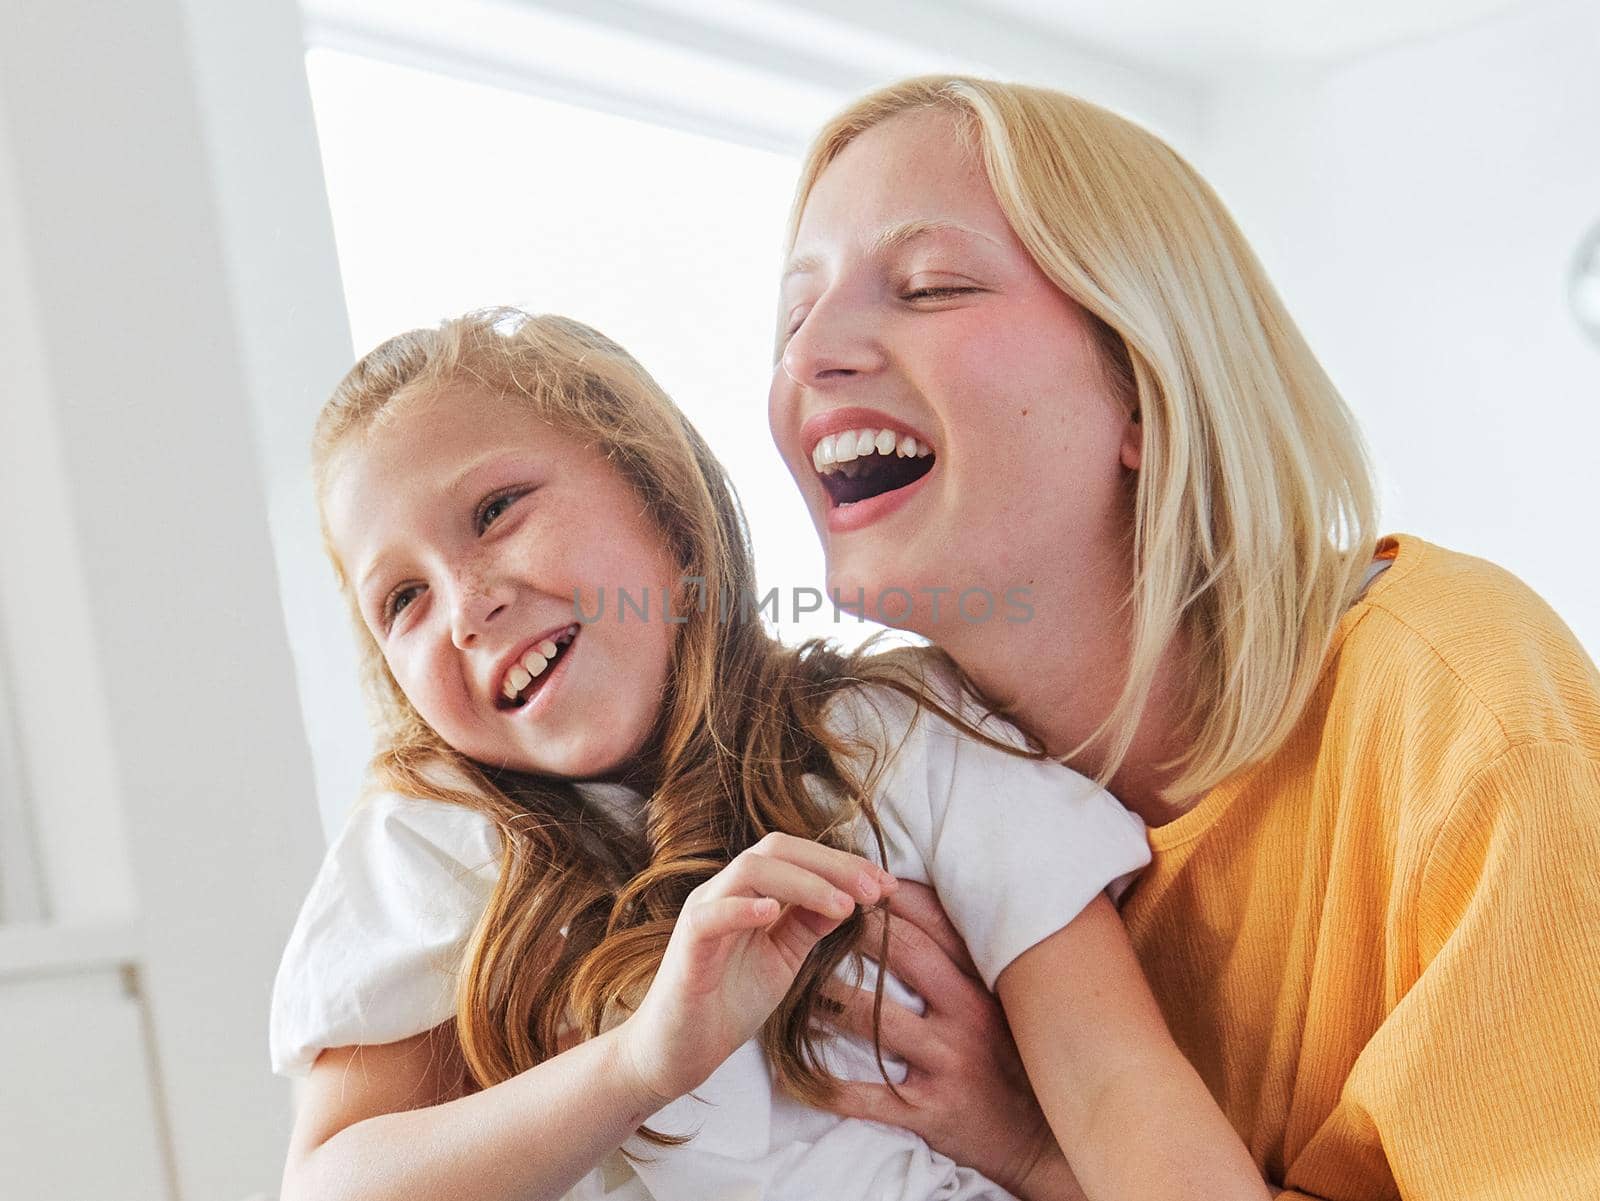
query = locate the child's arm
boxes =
[995,894,1271,1201]
[279,832,894,1201]
[281,1020,661,1201]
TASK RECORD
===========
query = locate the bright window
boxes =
[306,48,878,646]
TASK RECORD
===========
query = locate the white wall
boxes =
[0,0,341,1195]
[1202,0,1600,653]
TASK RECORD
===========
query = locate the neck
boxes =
[939,550,1198,826]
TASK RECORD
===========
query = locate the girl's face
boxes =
[767,108,1141,635]
[324,387,678,780]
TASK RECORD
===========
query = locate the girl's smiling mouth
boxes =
[800,408,939,511]
[811,424,936,507]
[496,623,580,711]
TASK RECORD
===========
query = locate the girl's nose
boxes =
[781,292,886,389]
[448,575,513,649]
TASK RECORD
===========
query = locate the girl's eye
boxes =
[904,286,978,301]
[382,584,422,628]
[476,490,523,534]
[783,307,811,341]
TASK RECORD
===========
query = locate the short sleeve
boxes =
[268,793,502,1077]
[827,683,1151,990]
[1320,740,1600,1199]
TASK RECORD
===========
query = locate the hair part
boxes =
[789,77,1380,801]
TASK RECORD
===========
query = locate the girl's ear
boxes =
[1119,409,1142,471]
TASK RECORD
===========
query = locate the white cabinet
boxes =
[0,966,171,1201]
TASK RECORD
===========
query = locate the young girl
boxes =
[270,309,1270,1201]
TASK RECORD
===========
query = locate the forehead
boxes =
[335,386,533,491]
[322,387,550,568]
[792,108,1004,250]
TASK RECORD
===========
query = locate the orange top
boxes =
[1121,534,1600,1199]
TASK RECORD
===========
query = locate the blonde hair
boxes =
[790,77,1380,800]
[312,310,1013,1145]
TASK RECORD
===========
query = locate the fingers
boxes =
[707,853,862,922]
[856,905,984,1012]
[747,831,898,904]
[811,1079,925,1136]
[819,981,929,1067]
[683,894,782,942]
[881,880,981,980]
[699,833,895,921]
[761,902,851,964]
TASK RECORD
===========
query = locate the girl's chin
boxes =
[824,567,937,631]
[506,734,647,785]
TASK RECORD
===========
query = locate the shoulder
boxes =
[822,654,1035,765]
[820,661,1149,990]
[319,791,506,936]
[822,655,1142,843]
[1307,536,1600,867]
[269,793,503,1077]
[1335,535,1600,757]
[334,790,503,878]
[1417,738,1600,970]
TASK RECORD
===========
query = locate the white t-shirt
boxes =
[270,683,1151,1201]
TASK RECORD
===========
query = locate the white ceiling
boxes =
[302,0,1558,153]
[975,0,1544,78]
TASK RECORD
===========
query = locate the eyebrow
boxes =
[356,548,396,599]
[353,451,517,595]
[782,219,1006,283]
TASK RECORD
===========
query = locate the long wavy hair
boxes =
[312,309,1015,1146]
[790,77,1381,802]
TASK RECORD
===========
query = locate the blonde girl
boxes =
[269,310,1273,1201]
[767,75,1600,1198]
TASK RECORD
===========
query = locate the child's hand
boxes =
[619,832,896,1104]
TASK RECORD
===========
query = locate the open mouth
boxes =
[496,624,579,710]
[811,426,935,507]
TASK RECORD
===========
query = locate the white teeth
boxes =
[810,426,935,475]
[505,665,532,698]
[503,633,573,702]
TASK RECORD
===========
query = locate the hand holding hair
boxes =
[618,832,897,1105]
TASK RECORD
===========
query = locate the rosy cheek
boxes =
[391,639,444,711]
[927,312,1027,415]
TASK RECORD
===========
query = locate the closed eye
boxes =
[782,305,811,342]
[904,286,979,301]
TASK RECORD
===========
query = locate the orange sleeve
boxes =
[1295,741,1600,1200]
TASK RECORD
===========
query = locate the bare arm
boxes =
[280,1020,664,1201]
[996,894,1269,1201]
[280,831,894,1201]
[814,884,1269,1200]
[814,887,1086,1201]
